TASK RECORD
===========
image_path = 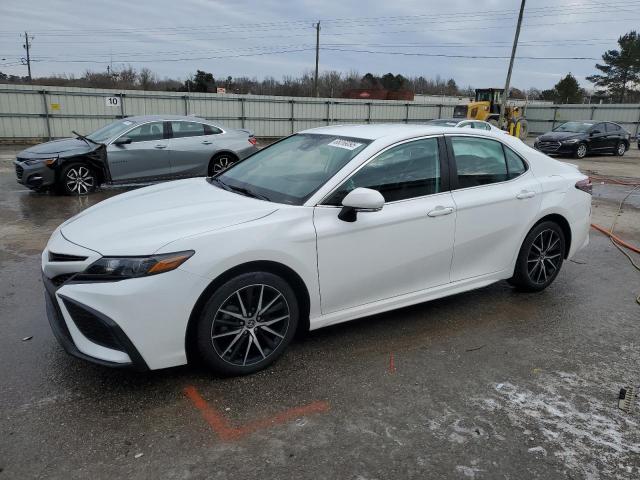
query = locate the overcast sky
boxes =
[0,0,636,90]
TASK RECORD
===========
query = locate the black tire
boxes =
[57,162,96,196]
[574,142,587,159]
[208,153,238,176]
[508,221,566,292]
[196,272,299,376]
[615,141,626,157]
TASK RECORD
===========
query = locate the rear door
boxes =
[604,123,623,151]
[106,121,171,181]
[446,135,542,282]
[168,121,222,177]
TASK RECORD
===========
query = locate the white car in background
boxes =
[42,124,591,376]
[426,118,509,135]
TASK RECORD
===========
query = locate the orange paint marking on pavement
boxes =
[184,385,329,441]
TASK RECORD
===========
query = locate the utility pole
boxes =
[498,0,525,129]
[22,32,33,82]
[314,21,320,97]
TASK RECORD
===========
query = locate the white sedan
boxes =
[42,124,591,375]
[426,118,509,135]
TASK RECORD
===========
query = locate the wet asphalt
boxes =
[1,152,639,479]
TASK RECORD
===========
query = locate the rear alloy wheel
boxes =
[209,153,237,176]
[59,163,96,195]
[575,143,587,159]
[196,272,299,376]
[616,142,626,156]
[509,221,565,292]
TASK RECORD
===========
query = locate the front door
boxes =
[314,136,456,314]
[106,121,171,181]
[446,135,542,281]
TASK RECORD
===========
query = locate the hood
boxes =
[538,131,584,142]
[18,137,97,158]
[60,178,279,255]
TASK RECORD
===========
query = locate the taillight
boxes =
[575,178,592,195]
[248,136,257,146]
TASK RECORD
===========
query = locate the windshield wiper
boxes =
[209,177,270,201]
[72,130,103,146]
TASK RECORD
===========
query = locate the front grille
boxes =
[62,299,124,351]
[51,273,76,287]
[15,164,24,180]
[537,141,561,152]
[49,252,88,262]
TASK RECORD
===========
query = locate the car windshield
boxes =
[216,133,371,205]
[86,120,139,142]
[427,119,459,127]
[553,121,593,133]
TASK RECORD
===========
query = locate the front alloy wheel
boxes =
[575,143,587,159]
[60,163,96,195]
[196,272,299,375]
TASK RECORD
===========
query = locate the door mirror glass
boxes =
[339,188,384,222]
[113,136,132,146]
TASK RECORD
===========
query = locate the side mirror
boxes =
[338,187,385,222]
[114,136,132,146]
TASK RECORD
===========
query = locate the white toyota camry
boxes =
[42,124,591,375]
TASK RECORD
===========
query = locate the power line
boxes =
[320,48,599,60]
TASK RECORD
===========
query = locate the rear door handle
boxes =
[427,206,454,217]
[202,141,212,145]
[516,190,536,199]
[154,144,167,149]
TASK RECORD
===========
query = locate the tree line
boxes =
[1,30,638,103]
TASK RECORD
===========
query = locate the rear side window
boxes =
[451,137,526,188]
[171,121,221,138]
[605,123,620,132]
[504,146,527,179]
[473,122,491,131]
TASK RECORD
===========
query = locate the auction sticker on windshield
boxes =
[328,139,363,150]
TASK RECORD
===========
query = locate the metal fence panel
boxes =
[3,84,640,140]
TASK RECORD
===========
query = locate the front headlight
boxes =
[562,138,580,144]
[76,251,194,281]
[23,157,57,166]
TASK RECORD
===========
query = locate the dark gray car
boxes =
[14,115,258,195]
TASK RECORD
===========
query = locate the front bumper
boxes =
[533,142,579,157]
[14,160,56,190]
[42,229,210,370]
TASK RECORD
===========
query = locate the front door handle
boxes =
[202,141,212,145]
[427,206,454,217]
[516,190,536,199]
[154,144,167,149]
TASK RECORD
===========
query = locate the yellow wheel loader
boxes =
[453,88,528,140]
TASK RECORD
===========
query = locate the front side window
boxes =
[123,122,165,143]
[324,137,441,205]
[217,134,371,205]
[451,137,526,188]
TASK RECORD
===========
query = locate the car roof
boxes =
[300,123,509,143]
[120,114,211,123]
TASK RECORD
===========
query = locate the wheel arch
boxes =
[184,260,311,363]
[530,213,572,259]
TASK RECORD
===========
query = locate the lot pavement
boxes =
[1,143,639,479]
